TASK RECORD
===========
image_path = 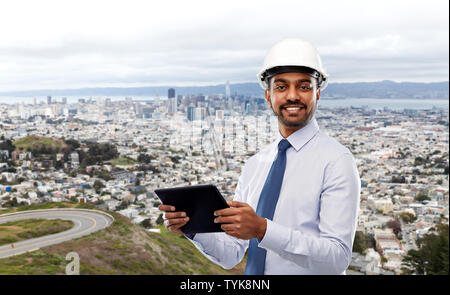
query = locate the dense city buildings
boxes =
[0,91,448,275]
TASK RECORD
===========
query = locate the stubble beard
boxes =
[270,94,318,130]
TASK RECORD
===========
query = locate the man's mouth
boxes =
[281,105,306,113]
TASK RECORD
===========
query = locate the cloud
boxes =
[0,0,448,92]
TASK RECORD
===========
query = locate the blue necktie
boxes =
[244,139,291,275]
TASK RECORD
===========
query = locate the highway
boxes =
[0,209,114,259]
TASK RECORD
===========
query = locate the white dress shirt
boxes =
[187,117,361,275]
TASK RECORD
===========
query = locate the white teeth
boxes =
[285,107,301,111]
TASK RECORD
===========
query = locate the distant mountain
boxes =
[323,81,448,99]
[0,80,448,99]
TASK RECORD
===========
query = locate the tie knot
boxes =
[278,139,291,153]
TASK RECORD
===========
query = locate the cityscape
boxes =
[0,85,448,275]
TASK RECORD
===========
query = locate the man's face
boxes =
[265,72,320,131]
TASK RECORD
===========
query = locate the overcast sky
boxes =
[0,0,448,92]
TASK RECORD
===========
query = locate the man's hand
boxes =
[158,204,190,235]
[214,201,267,240]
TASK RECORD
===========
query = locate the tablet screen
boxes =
[154,184,229,234]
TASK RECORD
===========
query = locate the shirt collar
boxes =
[276,117,320,152]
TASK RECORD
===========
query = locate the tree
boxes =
[141,218,153,229]
[137,153,153,164]
[156,213,164,225]
[402,224,449,275]
[0,139,15,154]
[93,180,105,193]
[3,197,19,208]
[116,200,129,211]
[54,160,64,170]
[391,175,406,183]
[415,192,431,202]
[83,143,119,166]
[401,213,417,223]
[386,219,402,237]
[64,138,80,149]
[352,231,369,254]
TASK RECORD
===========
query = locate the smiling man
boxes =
[159,38,361,275]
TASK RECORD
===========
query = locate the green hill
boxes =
[12,135,69,159]
[0,202,246,275]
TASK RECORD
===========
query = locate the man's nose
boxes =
[287,85,299,101]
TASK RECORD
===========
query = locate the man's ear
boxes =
[265,89,272,108]
[316,89,321,102]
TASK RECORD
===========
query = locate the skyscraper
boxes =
[194,107,206,121]
[47,96,52,105]
[225,81,230,99]
[168,97,177,114]
[216,109,224,120]
[187,106,195,121]
[168,88,175,99]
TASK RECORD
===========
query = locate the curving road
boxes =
[0,209,114,259]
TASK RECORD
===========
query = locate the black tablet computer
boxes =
[154,184,230,234]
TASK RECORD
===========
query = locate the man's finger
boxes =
[158,204,176,212]
[165,217,189,226]
[215,216,237,224]
[164,211,186,219]
[221,223,238,231]
[214,207,240,216]
[168,221,188,231]
[228,201,250,208]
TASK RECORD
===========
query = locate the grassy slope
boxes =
[110,157,138,166]
[12,135,66,152]
[0,219,74,246]
[0,202,247,275]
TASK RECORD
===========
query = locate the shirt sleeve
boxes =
[258,153,361,274]
[184,172,250,270]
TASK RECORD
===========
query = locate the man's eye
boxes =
[298,84,312,91]
[275,85,286,90]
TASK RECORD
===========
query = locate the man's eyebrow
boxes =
[273,78,311,83]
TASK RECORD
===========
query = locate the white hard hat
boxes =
[257,38,328,90]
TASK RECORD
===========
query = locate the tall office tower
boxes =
[168,88,175,99]
[47,96,52,105]
[177,94,183,107]
[197,95,205,103]
[62,97,67,104]
[225,80,230,99]
[245,101,251,114]
[52,104,60,117]
[227,96,233,110]
[168,97,177,114]
[105,98,112,107]
[187,106,195,121]
[32,97,37,105]
[154,92,160,105]
[216,109,224,121]
[134,103,143,116]
[194,107,206,121]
